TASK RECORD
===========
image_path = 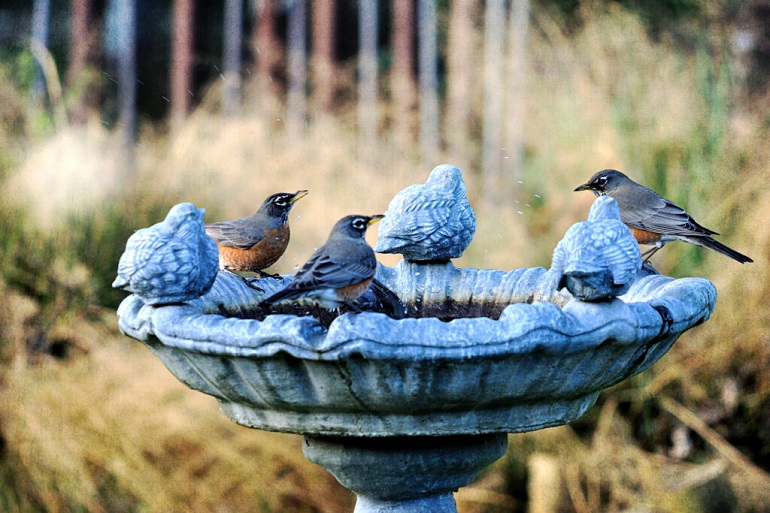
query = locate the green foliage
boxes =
[64,201,172,309]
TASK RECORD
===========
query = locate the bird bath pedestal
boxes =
[115,166,716,513]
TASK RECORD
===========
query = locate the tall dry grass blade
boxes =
[659,396,770,489]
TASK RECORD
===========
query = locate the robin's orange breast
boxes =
[335,277,374,302]
[627,226,663,245]
[218,225,290,271]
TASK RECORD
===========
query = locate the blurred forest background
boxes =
[0,0,769,511]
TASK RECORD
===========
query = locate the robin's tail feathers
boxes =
[690,236,753,264]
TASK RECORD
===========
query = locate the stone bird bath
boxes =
[116,166,716,512]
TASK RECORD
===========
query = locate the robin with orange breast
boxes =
[205,190,308,285]
[261,214,384,310]
[574,169,752,264]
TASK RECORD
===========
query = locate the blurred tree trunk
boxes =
[446,0,478,175]
[31,0,51,104]
[358,0,378,164]
[418,0,439,166]
[312,0,336,113]
[170,0,195,131]
[223,0,243,118]
[253,0,282,105]
[116,0,137,147]
[286,0,307,139]
[482,0,505,206]
[391,0,416,151]
[505,0,530,184]
[68,0,100,124]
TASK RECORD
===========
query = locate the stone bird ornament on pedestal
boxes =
[549,196,642,301]
[113,202,219,305]
[375,164,476,262]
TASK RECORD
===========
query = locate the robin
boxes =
[205,190,308,283]
[261,214,384,310]
[574,169,753,264]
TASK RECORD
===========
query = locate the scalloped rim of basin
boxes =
[117,261,716,437]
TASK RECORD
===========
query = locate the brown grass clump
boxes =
[0,308,351,512]
[0,3,769,512]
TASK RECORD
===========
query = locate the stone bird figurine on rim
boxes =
[113,202,219,304]
[375,164,476,262]
[549,196,642,301]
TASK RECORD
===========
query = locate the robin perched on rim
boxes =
[205,190,308,284]
[261,214,384,310]
[574,169,753,264]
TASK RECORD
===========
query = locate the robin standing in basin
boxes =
[205,191,308,283]
[261,214,384,310]
[574,169,752,264]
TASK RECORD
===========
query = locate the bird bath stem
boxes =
[115,166,716,512]
[303,434,508,513]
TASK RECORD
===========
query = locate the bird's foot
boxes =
[255,270,284,280]
[640,244,663,264]
[343,302,363,314]
[243,278,265,292]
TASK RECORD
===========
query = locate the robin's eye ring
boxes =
[352,218,366,230]
[274,198,288,207]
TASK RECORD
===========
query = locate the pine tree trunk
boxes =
[286,0,307,138]
[358,0,378,164]
[446,0,478,175]
[482,0,505,206]
[418,0,439,166]
[31,0,51,104]
[171,0,195,130]
[223,0,243,118]
[117,0,137,146]
[68,0,100,124]
[505,0,530,184]
[312,0,336,113]
[391,0,416,151]
[253,0,282,107]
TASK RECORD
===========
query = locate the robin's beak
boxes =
[290,190,309,203]
[573,183,592,192]
[367,214,385,226]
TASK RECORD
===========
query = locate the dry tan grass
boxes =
[1,4,769,513]
[0,303,351,512]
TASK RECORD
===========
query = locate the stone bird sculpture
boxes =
[549,196,642,301]
[375,164,476,262]
[113,202,219,304]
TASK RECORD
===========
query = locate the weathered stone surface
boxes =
[549,196,642,301]
[117,261,715,437]
[113,202,219,305]
[375,164,476,261]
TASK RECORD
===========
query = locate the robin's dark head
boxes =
[330,215,384,240]
[574,169,630,196]
[258,190,308,220]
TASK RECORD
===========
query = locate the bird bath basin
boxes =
[115,166,716,512]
